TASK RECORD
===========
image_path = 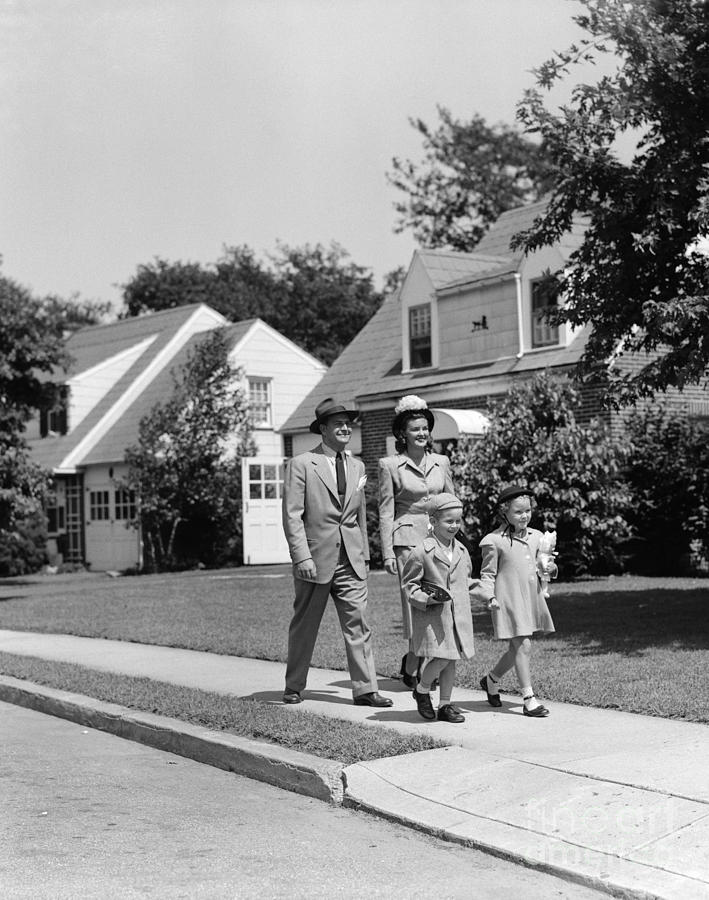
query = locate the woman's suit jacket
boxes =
[401,537,475,659]
[377,452,454,560]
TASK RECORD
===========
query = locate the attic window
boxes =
[409,303,432,369]
[40,386,69,437]
[531,276,560,348]
[248,377,272,427]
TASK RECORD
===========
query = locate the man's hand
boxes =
[383,558,398,576]
[295,559,317,581]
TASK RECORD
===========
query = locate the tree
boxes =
[514,0,709,404]
[120,242,384,366]
[0,271,78,574]
[124,329,255,572]
[448,374,632,577]
[387,107,557,252]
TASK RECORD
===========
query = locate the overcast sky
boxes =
[1,0,607,310]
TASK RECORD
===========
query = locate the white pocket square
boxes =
[357,475,368,490]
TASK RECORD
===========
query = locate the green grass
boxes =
[0,651,446,766]
[1,566,708,722]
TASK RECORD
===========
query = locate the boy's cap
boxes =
[498,484,534,504]
[428,492,463,512]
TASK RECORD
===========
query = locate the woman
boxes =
[378,395,455,687]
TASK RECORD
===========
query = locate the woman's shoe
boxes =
[437,704,465,723]
[479,675,502,708]
[400,655,416,688]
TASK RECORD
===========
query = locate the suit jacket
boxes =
[401,536,475,659]
[378,452,454,559]
[282,445,369,584]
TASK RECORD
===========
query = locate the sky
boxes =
[1,0,608,311]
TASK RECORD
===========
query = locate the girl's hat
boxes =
[428,492,463,513]
[497,484,534,504]
[391,394,434,434]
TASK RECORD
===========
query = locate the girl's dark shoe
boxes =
[523,695,549,717]
[412,688,436,720]
[399,654,416,688]
[480,675,502,708]
[437,704,465,723]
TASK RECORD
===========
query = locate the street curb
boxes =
[0,675,344,804]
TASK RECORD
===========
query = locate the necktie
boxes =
[335,452,346,499]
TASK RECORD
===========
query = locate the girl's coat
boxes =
[401,537,475,659]
[478,525,555,640]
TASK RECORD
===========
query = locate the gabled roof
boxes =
[416,250,509,289]
[281,200,591,432]
[279,290,402,433]
[29,304,230,471]
[83,317,326,464]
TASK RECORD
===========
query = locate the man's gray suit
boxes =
[282,445,379,698]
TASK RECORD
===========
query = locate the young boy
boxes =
[401,493,475,723]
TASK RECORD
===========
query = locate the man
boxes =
[282,398,392,707]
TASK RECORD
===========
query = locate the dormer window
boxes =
[409,303,432,369]
[531,276,560,348]
[40,387,69,437]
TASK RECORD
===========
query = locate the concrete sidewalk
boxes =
[1,629,707,899]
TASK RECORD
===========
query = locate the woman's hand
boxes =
[384,558,398,575]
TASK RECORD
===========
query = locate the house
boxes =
[27,304,326,571]
[280,199,709,478]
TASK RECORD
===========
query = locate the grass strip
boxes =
[0,652,447,766]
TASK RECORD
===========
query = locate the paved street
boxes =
[0,702,605,899]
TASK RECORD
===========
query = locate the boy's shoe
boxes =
[437,704,465,723]
[412,688,436,720]
[479,675,502,708]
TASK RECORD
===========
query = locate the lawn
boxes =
[1,566,707,723]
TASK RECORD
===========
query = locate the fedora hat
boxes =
[309,397,360,434]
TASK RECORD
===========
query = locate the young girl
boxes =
[478,485,556,718]
[401,493,475,723]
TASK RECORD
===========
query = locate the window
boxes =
[89,490,110,521]
[46,505,65,534]
[248,378,272,427]
[409,303,432,368]
[40,386,69,437]
[115,489,136,520]
[531,276,560,348]
[248,462,284,500]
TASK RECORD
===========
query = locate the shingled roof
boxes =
[28,304,227,471]
[279,289,403,433]
[280,200,589,432]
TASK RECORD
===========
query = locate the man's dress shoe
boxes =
[283,689,303,704]
[354,691,393,707]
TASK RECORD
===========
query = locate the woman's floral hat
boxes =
[392,394,434,433]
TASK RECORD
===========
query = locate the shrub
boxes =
[624,406,709,576]
[449,373,633,577]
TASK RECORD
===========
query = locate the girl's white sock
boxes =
[522,688,540,711]
[487,672,500,695]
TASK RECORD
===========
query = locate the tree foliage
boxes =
[514,0,709,404]
[387,107,557,251]
[120,242,383,366]
[124,329,255,572]
[448,374,632,577]
[624,405,709,575]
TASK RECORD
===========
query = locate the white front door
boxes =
[242,457,290,565]
[84,483,141,571]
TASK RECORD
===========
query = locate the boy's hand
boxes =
[488,597,500,609]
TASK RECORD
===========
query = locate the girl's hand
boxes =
[384,558,398,576]
[488,597,499,609]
